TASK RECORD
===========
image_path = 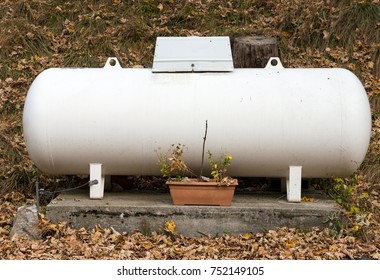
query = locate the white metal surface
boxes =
[89,163,104,199]
[23,57,371,201]
[287,166,302,202]
[152,36,233,72]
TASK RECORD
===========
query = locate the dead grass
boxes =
[333,1,379,49]
[0,0,379,193]
[362,92,380,184]
[0,113,34,194]
[0,0,379,258]
[0,119,9,134]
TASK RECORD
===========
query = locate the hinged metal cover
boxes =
[152,36,234,72]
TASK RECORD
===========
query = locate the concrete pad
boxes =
[46,190,339,237]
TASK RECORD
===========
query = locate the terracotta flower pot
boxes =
[166,179,238,206]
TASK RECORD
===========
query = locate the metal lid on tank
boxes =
[152,36,234,72]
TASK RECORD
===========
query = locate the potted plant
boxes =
[156,121,238,206]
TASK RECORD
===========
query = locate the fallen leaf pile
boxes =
[1,219,379,260]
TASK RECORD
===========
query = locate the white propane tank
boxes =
[23,37,371,202]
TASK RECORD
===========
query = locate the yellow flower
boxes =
[284,239,295,247]
[352,225,360,232]
[242,233,252,239]
[227,155,232,160]
[165,220,176,232]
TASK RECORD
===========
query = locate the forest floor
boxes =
[0,0,379,259]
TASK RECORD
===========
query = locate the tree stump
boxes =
[233,36,280,68]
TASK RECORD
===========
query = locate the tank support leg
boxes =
[90,163,104,199]
[280,178,286,193]
[286,166,302,202]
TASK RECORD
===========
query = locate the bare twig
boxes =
[196,230,210,237]
[199,120,208,178]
